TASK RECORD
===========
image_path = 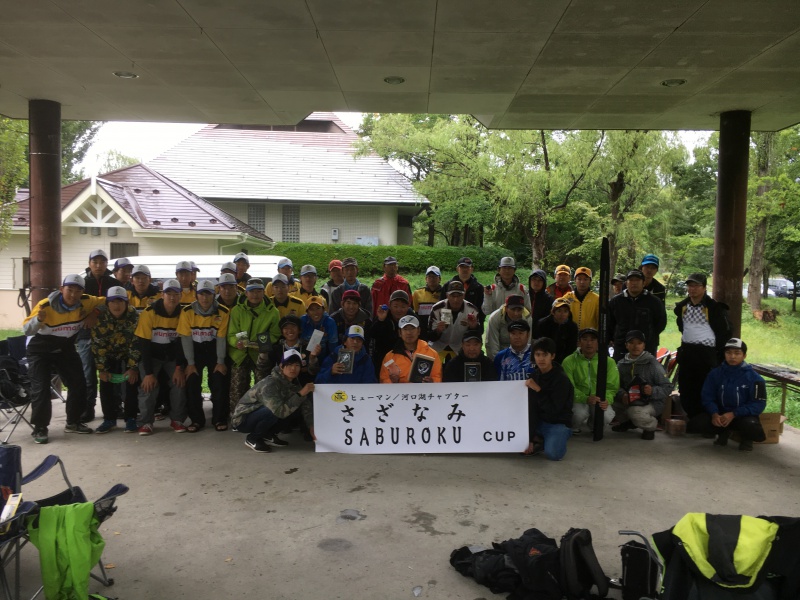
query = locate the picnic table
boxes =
[750,363,800,415]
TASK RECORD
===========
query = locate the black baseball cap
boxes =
[507,319,531,333]
[685,273,707,286]
[625,330,646,342]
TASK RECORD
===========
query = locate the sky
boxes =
[80,112,710,176]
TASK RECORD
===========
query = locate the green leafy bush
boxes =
[260,243,513,277]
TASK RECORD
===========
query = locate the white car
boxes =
[742,284,776,299]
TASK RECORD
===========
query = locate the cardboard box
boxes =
[730,412,786,444]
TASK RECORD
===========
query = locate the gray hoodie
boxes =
[615,350,672,416]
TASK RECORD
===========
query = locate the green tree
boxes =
[100,149,140,174]
[0,117,29,248]
[61,120,103,184]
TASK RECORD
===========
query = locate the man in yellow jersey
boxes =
[269,273,306,318]
[175,260,196,306]
[127,265,161,312]
[23,274,104,443]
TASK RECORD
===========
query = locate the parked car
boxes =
[742,284,776,299]
[768,278,795,298]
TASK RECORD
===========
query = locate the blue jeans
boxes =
[535,421,572,461]
[236,406,281,442]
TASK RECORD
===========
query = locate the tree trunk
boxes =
[427,217,435,247]
[747,132,775,310]
[529,221,547,269]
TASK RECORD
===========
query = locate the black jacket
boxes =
[78,269,120,340]
[528,289,554,324]
[370,307,417,375]
[442,351,497,382]
[533,315,579,364]
[528,362,574,434]
[607,289,667,357]
[442,274,485,320]
[674,294,731,359]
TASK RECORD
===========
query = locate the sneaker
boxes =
[124,418,138,433]
[245,438,271,453]
[138,424,153,436]
[170,420,187,433]
[95,420,116,434]
[641,430,655,441]
[713,430,730,447]
[738,440,754,452]
[32,427,49,444]
[65,423,93,434]
[264,434,289,447]
[612,421,636,433]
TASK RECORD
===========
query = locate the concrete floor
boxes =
[9,402,800,600]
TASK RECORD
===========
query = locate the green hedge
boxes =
[257,243,513,277]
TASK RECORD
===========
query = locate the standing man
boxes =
[483,256,530,315]
[292,265,327,309]
[78,249,120,422]
[216,272,241,310]
[494,320,533,381]
[485,295,531,359]
[269,273,306,318]
[127,265,160,312]
[562,266,599,331]
[674,273,731,418]
[371,290,416,375]
[427,281,482,362]
[329,257,372,314]
[607,269,667,360]
[442,257,485,321]
[265,258,300,297]
[611,273,626,296]
[233,252,252,285]
[527,270,553,325]
[330,289,372,348]
[547,265,574,299]
[412,266,443,336]
[640,254,666,304]
[533,298,579,364]
[112,258,134,287]
[371,256,412,317]
[175,260,197,306]
[23,275,102,443]
[320,259,345,306]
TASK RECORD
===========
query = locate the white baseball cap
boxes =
[106,286,128,301]
[300,264,317,276]
[426,266,441,277]
[113,257,132,270]
[89,249,108,260]
[217,273,237,286]
[398,315,420,329]
[220,261,237,273]
[277,258,293,269]
[62,274,85,288]
[132,265,151,276]
[196,280,216,293]
[175,261,193,272]
[162,279,181,293]
[233,252,250,264]
[347,325,365,339]
[272,273,289,285]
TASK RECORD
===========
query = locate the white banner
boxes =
[314,382,529,454]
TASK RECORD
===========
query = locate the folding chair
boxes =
[0,445,128,600]
[0,336,64,406]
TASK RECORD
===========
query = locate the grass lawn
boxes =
[4,284,800,425]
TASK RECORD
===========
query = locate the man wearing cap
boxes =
[527,270,553,324]
[316,325,377,384]
[562,267,599,331]
[173,260,197,306]
[371,289,417,376]
[78,249,120,422]
[442,330,497,383]
[134,278,189,435]
[485,295,532,359]
[640,254,666,304]
[233,252,252,285]
[232,349,315,453]
[292,265,328,310]
[607,269,667,361]
[216,272,242,309]
[427,281,482,361]
[112,258,134,287]
[674,273,731,418]
[265,315,320,384]
[128,265,161,312]
[546,265,574,299]
[379,315,442,383]
[611,273,626,296]
[371,256,412,318]
[330,289,372,349]
[220,262,246,295]
[494,320,533,381]
[228,278,282,414]
[269,273,307,318]
[265,258,300,297]
[329,257,372,314]
[692,338,766,451]
[612,330,672,440]
[300,296,337,358]
[483,256,531,316]
[412,266,443,337]
[320,260,345,306]
[178,280,231,432]
[442,257,485,321]
[90,286,140,434]
[23,275,104,442]
[533,297,579,364]
[562,328,618,434]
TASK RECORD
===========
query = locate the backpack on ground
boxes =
[560,527,610,599]
[620,539,660,600]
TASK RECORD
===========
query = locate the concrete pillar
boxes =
[713,110,751,337]
[29,100,62,305]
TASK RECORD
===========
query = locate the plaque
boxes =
[409,354,436,383]
[463,362,481,382]
[337,348,355,374]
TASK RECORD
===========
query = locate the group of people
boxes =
[22,249,768,457]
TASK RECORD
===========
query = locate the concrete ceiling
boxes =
[1,0,800,130]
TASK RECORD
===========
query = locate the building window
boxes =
[282,205,300,242]
[110,243,139,259]
[248,204,266,233]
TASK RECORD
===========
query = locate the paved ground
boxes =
[9,402,800,600]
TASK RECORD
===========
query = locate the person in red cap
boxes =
[330,289,373,348]
[370,256,411,318]
[321,259,345,306]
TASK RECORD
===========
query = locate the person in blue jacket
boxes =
[315,325,377,384]
[689,338,767,451]
[300,296,338,358]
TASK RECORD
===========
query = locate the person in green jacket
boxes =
[562,327,619,434]
[227,279,281,414]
